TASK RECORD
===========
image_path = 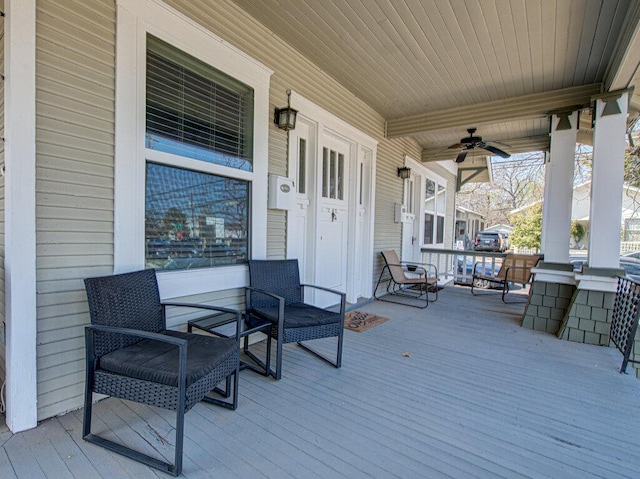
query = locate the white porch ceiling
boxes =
[232,0,640,160]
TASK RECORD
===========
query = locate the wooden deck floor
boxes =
[2,285,640,478]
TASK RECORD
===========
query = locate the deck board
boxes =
[2,285,640,478]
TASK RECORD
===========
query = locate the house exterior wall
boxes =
[29,0,458,420]
[34,0,116,420]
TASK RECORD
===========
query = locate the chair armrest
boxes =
[244,286,286,332]
[86,324,188,346]
[85,325,190,388]
[472,261,499,279]
[300,284,347,313]
[163,302,243,341]
[300,283,345,298]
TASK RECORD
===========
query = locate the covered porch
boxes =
[2,286,639,478]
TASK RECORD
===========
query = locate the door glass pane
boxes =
[407,179,414,214]
[322,147,329,198]
[337,153,344,200]
[298,138,306,194]
[359,162,364,205]
[330,150,337,199]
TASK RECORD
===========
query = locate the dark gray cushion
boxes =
[98,330,237,388]
[250,303,342,328]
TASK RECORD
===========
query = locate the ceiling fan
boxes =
[448,128,511,163]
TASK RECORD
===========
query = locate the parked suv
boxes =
[473,231,507,252]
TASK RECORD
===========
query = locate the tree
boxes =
[509,204,542,249]
[163,207,188,236]
[457,151,545,226]
[571,220,585,246]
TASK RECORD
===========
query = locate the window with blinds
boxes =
[146,35,254,171]
[144,35,254,271]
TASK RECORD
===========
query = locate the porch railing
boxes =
[420,247,506,285]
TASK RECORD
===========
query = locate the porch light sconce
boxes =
[274,90,298,131]
[397,166,411,179]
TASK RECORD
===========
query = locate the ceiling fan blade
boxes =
[455,150,468,163]
[448,142,464,150]
[482,144,510,158]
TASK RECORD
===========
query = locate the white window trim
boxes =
[404,156,446,248]
[115,0,272,298]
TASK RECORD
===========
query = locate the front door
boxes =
[287,93,377,304]
[315,134,350,306]
[402,170,421,263]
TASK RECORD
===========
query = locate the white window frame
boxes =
[114,0,272,298]
[404,157,446,249]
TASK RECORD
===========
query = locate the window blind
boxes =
[146,35,254,171]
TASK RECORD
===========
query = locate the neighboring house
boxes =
[455,207,485,250]
[0,0,458,428]
[510,181,640,249]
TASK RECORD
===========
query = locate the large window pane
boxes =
[425,178,436,211]
[437,216,444,243]
[146,35,254,171]
[424,213,434,244]
[145,163,249,270]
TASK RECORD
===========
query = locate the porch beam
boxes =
[421,135,550,162]
[604,2,640,93]
[387,83,602,139]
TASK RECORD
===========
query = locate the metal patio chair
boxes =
[374,250,438,308]
[471,253,542,303]
[246,259,345,380]
[83,269,241,476]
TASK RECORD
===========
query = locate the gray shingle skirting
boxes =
[521,280,576,335]
[523,279,640,378]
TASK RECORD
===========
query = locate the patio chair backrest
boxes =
[496,254,541,283]
[248,259,303,308]
[381,250,408,283]
[84,269,165,356]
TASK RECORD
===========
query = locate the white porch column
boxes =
[541,111,578,263]
[4,0,38,431]
[587,91,629,271]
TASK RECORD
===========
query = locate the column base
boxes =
[557,288,614,346]
[521,279,576,335]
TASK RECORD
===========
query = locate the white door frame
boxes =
[287,92,377,303]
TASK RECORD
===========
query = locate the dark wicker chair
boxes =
[83,269,241,476]
[246,259,345,380]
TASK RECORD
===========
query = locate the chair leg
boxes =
[297,332,343,369]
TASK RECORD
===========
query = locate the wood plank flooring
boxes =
[1,285,640,478]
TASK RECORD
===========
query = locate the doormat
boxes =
[344,310,389,332]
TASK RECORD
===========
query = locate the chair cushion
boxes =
[98,330,237,388]
[250,302,342,329]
